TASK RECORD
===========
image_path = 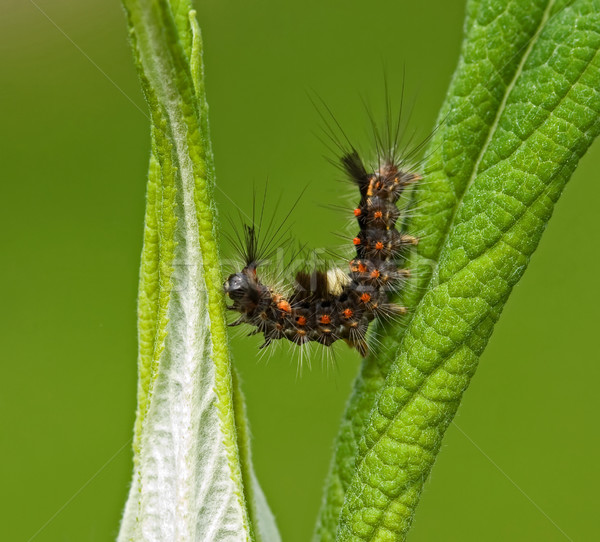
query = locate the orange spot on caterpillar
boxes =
[277,300,291,313]
[354,208,361,217]
[358,263,367,273]
[320,314,331,324]
[353,237,361,245]
[343,308,353,319]
[360,293,371,303]
[374,211,383,219]
[375,241,384,250]
[370,269,380,278]
[296,315,307,326]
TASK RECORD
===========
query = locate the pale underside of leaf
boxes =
[118,2,279,541]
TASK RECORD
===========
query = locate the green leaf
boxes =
[315,0,600,540]
[117,2,279,540]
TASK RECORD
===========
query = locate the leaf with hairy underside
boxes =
[117,1,279,541]
[315,0,600,540]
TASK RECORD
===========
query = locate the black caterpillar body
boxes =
[223,150,420,357]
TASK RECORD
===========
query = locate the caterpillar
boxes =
[223,103,421,357]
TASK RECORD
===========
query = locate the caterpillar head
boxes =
[224,265,264,313]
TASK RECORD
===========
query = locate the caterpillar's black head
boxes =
[223,266,267,318]
[224,266,255,300]
[224,272,250,301]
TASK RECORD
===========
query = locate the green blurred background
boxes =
[2,1,599,540]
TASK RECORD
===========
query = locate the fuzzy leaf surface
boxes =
[118,2,279,541]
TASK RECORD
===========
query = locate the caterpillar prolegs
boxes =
[223,135,421,357]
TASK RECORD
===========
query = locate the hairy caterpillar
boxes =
[223,100,421,357]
